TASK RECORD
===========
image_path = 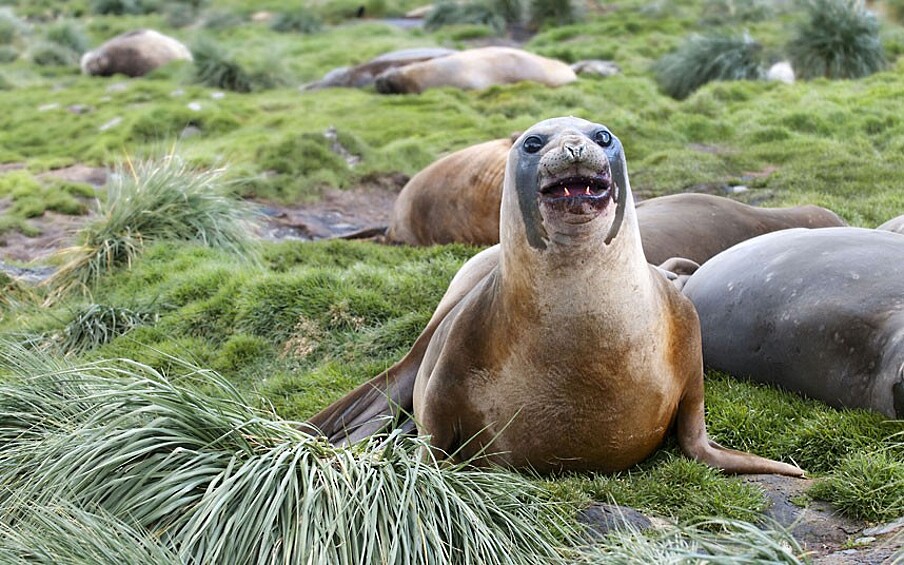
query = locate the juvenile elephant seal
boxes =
[386,136,514,245]
[302,47,457,90]
[634,193,846,265]
[877,213,904,235]
[374,47,577,94]
[683,228,904,418]
[81,29,192,78]
[310,117,802,476]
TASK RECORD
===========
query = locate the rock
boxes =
[577,503,653,539]
[767,61,795,84]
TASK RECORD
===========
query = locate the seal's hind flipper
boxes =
[306,355,420,445]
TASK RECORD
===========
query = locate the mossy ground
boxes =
[0,0,902,538]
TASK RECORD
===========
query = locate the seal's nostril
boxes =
[565,144,584,161]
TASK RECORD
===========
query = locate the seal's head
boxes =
[503,117,629,251]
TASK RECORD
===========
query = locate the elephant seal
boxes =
[877,213,904,235]
[634,193,846,265]
[683,227,904,419]
[302,47,457,90]
[374,47,577,94]
[309,117,803,476]
[81,29,192,78]
[386,136,514,245]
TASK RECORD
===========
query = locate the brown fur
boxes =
[374,47,577,94]
[81,29,192,78]
[309,117,803,477]
[386,138,513,245]
[303,48,457,90]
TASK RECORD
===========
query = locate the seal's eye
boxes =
[523,135,545,154]
[593,130,612,147]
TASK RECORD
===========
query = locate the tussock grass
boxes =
[270,9,323,34]
[58,303,160,355]
[0,344,579,564]
[0,500,178,565]
[529,0,578,29]
[425,1,505,32]
[0,8,27,45]
[44,20,89,55]
[653,33,764,99]
[46,153,258,297]
[787,0,886,79]
[573,519,808,564]
[190,36,287,92]
[809,449,904,522]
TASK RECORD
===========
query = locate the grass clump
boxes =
[58,303,160,355]
[270,9,323,34]
[44,20,89,55]
[47,153,258,296]
[653,32,764,99]
[0,8,27,46]
[809,450,904,522]
[28,41,79,67]
[574,519,807,564]
[190,37,286,92]
[787,0,886,80]
[424,1,505,32]
[0,347,578,564]
[0,500,178,565]
[700,0,776,23]
[529,0,578,29]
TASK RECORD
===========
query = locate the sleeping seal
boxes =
[877,213,904,235]
[81,29,192,78]
[683,227,904,418]
[374,47,577,94]
[309,117,803,476]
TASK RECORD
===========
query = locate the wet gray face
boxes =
[510,117,627,250]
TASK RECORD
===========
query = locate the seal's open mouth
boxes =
[539,174,613,211]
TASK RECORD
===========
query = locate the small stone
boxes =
[106,82,129,93]
[210,91,225,100]
[171,89,185,97]
[67,104,92,114]
[38,103,60,112]
[729,185,749,194]
[187,101,202,111]
[180,125,202,139]
[852,536,876,545]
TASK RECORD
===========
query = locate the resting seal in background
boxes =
[634,193,846,265]
[385,148,845,260]
[683,228,904,419]
[80,29,192,78]
[309,117,803,476]
[386,136,514,246]
[877,213,904,235]
[374,47,577,94]
[302,47,457,90]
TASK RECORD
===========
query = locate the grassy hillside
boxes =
[1,0,903,561]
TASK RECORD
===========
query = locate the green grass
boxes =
[0,0,903,557]
[788,0,887,79]
[46,152,259,297]
[0,347,578,564]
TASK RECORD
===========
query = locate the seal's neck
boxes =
[498,199,652,317]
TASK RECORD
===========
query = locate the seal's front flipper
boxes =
[675,374,805,477]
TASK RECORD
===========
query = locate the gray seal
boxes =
[309,117,803,476]
[683,227,904,418]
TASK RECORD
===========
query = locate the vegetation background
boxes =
[0,0,902,562]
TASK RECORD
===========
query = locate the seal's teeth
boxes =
[585,186,591,195]
[564,187,571,196]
